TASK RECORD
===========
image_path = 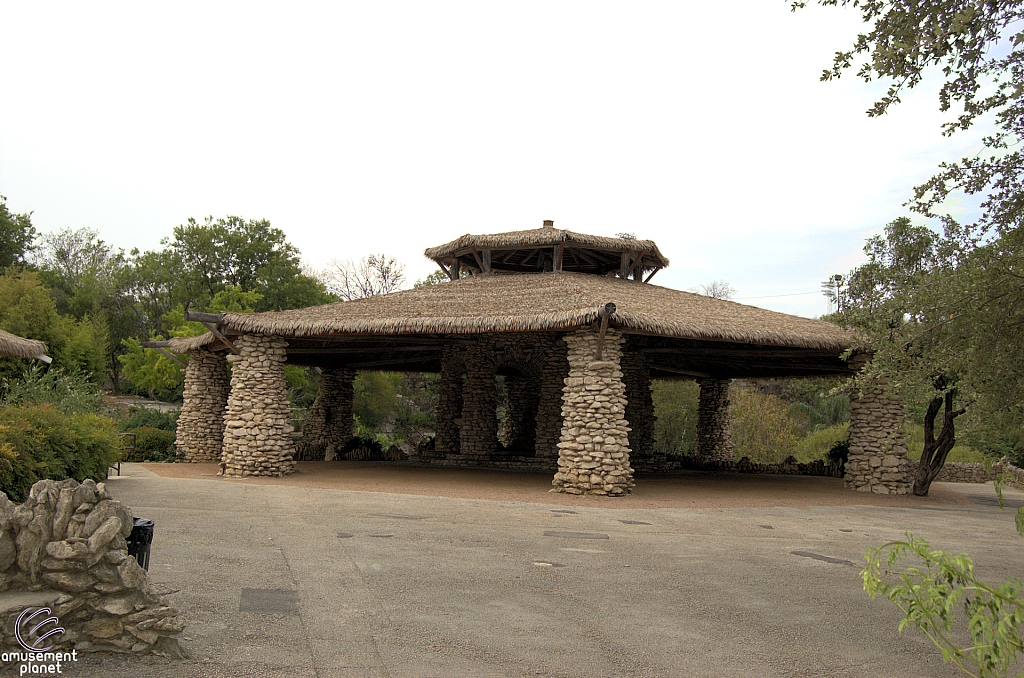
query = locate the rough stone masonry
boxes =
[0,479,183,656]
[221,334,297,477]
[552,328,634,496]
[175,347,230,463]
[844,379,912,494]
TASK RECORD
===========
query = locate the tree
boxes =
[804,0,1024,473]
[694,280,736,301]
[322,254,406,300]
[0,196,36,268]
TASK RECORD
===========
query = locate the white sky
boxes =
[0,2,987,317]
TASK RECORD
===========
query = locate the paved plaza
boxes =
[14,464,1022,678]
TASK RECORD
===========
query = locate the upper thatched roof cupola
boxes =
[424,220,670,282]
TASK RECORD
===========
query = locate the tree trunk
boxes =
[912,390,965,496]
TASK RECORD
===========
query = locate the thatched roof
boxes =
[0,329,48,359]
[425,223,670,276]
[183,272,853,351]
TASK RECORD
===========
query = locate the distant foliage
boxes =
[0,404,121,502]
[2,365,104,414]
[793,423,849,463]
[322,254,406,300]
[730,388,799,463]
[116,406,178,432]
[652,380,699,455]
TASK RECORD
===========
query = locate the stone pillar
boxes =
[296,367,354,461]
[436,344,464,455]
[844,379,911,494]
[552,328,634,496]
[221,334,296,477]
[622,349,655,459]
[695,378,732,461]
[459,342,497,459]
[534,336,569,457]
[175,348,230,462]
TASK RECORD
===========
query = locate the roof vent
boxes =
[542,219,554,229]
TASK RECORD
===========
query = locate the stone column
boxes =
[176,348,230,463]
[221,334,296,477]
[459,342,497,459]
[695,378,732,462]
[552,328,634,496]
[435,344,464,455]
[844,379,911,494]
[534,336,569,457]
[296,367,355,461]
[622,349,655,459]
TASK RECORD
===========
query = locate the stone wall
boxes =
[933,458,1024,487]
[621,346,654,459]
[175,348,230,463]
[459,341,499,460]
[499,372,541,454]
[552,328,634,496]
[844,380,912,494]
[0,479,183,656]
[221,334,296,477]
[296,367,354,461]
[695,379,732,461]
[435,345,465,456]
[534,338,569,458]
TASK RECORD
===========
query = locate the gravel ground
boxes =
[4,463,1018,678]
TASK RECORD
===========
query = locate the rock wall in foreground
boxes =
[0,479,183,656]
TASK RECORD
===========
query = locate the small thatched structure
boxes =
[0,329,47,360]
[168,220,900,495]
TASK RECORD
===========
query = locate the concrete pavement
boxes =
[12,464,1021,678]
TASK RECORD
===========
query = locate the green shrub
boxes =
[121,426,177,462]
[0,404,121,502]
[652,379,699,455]
[117,406,178,432]
[793,423,850,463]
[731,388,799,463]
[3,365,104,413]
[904,422,992,463]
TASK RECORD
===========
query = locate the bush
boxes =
[793,423,850,463]
[117,406,178,432]
[2,365,104,413]
[121,426,177,462]
[904,422,992,463]
[0,404,121,502]
[652,380,699,455]
[731,387,799,463]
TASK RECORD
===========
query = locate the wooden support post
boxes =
[553,244,564,272]
[470,247,485,273]
[481,248,491,274]
[620,252,630,278]
[594,303,616,360]
[451,259,461,280]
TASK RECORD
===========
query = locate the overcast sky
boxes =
[0,2,986,317]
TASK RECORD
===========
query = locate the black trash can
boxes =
[127,518,154,571]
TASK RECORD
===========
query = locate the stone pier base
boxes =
[552,328,634,496]
[695,378,732,461]
[844,380,911,494]
[175,348,230,462]
[297,367,355,461]
[221,335,296,477]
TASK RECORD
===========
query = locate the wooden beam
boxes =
[436,261,452,280]
[184,311,224,324]
[644,267,661,283]
[288,346,445,355]
[140,341,172,349]
[594,303,615,360]
[470,247,485,273]
[200,321,240,355]
[626,255,643,280]
[154,348,187,367]
[650,365,711,378]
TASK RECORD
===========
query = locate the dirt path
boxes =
[136,461,974,510]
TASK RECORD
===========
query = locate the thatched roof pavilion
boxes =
[169,271,854,379]
[0,329,48,360]
[166,221,901,495]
